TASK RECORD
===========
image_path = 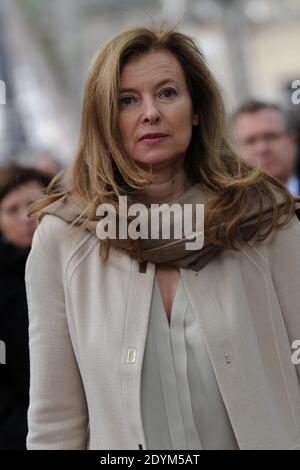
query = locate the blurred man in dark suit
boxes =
[231,100,300,195]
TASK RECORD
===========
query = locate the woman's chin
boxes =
[132,153,179,169]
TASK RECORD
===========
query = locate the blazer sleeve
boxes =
[268,212,300,383]
[25,217,89,449]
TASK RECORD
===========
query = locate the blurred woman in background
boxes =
[0,165,50,449]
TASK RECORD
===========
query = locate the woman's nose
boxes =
[141,99,161,124]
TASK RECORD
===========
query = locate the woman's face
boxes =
[0,181,43,248]
[117,49,198,169]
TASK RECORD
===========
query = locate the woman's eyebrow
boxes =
[119,79,178,94]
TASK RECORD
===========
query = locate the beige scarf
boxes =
[38,183,300,272]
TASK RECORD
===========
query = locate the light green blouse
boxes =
[141,274,239,450]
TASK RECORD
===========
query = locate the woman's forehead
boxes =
[119,50,186,89]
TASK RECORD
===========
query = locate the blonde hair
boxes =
[29,26,295,261]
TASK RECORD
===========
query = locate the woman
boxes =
[25,27,300,450]
[0,165,50,449]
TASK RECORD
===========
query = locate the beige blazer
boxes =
[25,212,300,450]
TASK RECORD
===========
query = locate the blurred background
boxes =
[0,0,300,166]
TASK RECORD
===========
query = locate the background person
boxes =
[230,100,300,195]
[0,165,50,449]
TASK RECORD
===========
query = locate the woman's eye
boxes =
[161,88,177,98]
[120,96,136,107]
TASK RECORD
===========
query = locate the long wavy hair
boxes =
[28,26,295,261]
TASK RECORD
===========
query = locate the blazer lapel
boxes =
[180,255,294,450]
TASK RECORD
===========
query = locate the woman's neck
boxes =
[141,160,194,204]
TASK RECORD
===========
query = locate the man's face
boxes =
[232,108,297,184]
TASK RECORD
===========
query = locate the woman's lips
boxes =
[139,135,168,145]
